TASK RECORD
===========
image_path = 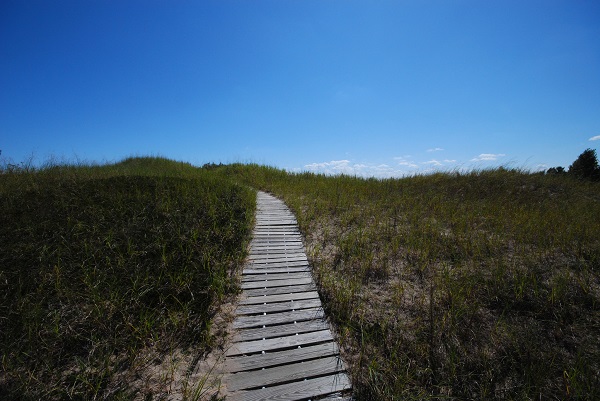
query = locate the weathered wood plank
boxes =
[226,372,351,401]
[250,241,303,245]
[247,258,309,266]
[233,319,330,342]
[243,266,310,275]
[233,307,324,329]
[246,260,310,269]
[251,240,302,244]
[255,220,297,225]
[250,237,303,242]
[250,242,303,247]
[241,277,313,290]
[241,272,311,282]
[249,249,305,255]
[248,252,307,260]
[243,283,317,297]
[249,246,305,252]
[242,285,316,297]
[226,356,346,391]
[251,234,301,238]
[252,228,299,232]
[226,329,333,356]
[238,291,320,305]
[225,342,339,373]
[236,298,322,315]
[252,233,300,237]
[248,252,306,258]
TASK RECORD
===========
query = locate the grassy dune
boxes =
[2,158,599,400]
[223,164,600,400]
[0,157,255,400]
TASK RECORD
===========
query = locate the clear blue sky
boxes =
[2,0,599,177]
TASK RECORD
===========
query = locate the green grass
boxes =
[221,164,600,400]
[0,157,255,400]
[2,157,599,400]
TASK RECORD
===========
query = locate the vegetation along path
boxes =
[223,191,352,401]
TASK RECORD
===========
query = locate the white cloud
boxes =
[303,155,460,178]
[427,147,444,152]
[470,153,506,162]
[422,159,443,167]
[393,156,418,168]
[589,135,600,141]
[304,160,353,174]
[304,160,409,178]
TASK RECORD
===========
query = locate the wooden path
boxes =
[223,191,352,401]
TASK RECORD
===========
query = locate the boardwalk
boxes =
[223,191,352,401]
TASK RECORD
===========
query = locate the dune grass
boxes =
[2,156,598,400]
[0,157,255,400]
[222,164,600,400]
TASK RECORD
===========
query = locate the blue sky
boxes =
[2,0,599,177]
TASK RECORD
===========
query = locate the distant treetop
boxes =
[546,148,599,181]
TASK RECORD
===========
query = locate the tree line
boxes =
[546,148,600,181]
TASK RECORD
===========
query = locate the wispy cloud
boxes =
[420,159,459,168]
[303,160,406,178]
[393,156,418,168]
[427,147,444,152]
[304,160,353,174]
[589,135,600,141]
[422,159,443,167]
[471,153,506,162]
[303,156,461,178]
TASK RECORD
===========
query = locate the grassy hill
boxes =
[0,157,255,400]
[221,164,600,400]
[1,158,599,400]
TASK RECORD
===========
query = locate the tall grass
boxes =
[0,157,255,400]
[223,164,600,400]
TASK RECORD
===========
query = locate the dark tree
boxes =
[569,148,600,181]
[546,166,566,175]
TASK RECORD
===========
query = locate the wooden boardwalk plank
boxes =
[251,235,302,239]
[249,246,304,252]
[255,221,297,226]
[225,342,339,373]
[248,253,307,261]
[243,266,310,275]
[241,277,313,289]
[250,241,302,246]
[241,272,311,282]
[249,239,303,244]
[236,298,322,315]
[226,356,346,391]
[233,319,330,342]
[233,307,324,329]
[239,291,320,305]
[226,373,351,401]
[226,329,333,356]
[250,242,304,248]
[246,260,309,269]
[247,255,308,262]
[242,283,316,297]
